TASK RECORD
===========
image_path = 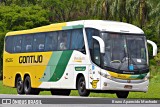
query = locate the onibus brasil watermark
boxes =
[1,99,42,104]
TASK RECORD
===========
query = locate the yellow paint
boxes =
[3,51,52,88]
[91,80,99,89]
[6,22,67,36]
[73,60,82,63]
[107,71,131,80]
[3,22,67,88]
[73,56,85,63]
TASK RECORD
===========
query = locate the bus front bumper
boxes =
[101,78,149,92]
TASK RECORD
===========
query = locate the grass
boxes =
[0,77,160,98]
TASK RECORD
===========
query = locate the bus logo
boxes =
[5,58,13,62]
[19,55,43,64]
[90,80,99,89]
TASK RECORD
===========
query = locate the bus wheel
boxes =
[116,91,129,98]
[77,76,90,96]
[24,76,40,95]
[51,89,71,96]
[16,76,24,94]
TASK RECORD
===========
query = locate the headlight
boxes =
[144,73,150,81]
[98,71,112,79]
[144,76,150,81]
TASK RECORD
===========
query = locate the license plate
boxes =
[124,85,132,89]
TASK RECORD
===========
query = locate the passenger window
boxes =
[13,36,22,53]
[45,32,58,51]
[33,33,45,52]
[5,36,13,53]
[70,29,84,50]
[22,35,33,52]
[58,30,71,50]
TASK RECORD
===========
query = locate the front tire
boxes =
[116,91,129,98]
[51,89,71,96]
[77,76,90,96]
[16,76,24,94]
[24,76,40,95]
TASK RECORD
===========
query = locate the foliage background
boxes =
[0,0,160,80]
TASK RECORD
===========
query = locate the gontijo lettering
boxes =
[19,55,43,63]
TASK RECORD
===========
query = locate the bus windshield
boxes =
[101,33,148,73]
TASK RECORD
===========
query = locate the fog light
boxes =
[103,82,107,86]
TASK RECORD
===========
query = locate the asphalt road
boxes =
[0,94,159,107]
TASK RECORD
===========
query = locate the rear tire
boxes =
[116,91,129,98]
[16,76,24,94]
[51,89,71,96]
[77,76,90,96]
[24,76,40,95]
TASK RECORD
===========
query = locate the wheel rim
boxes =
[79,81,85,93]
[17,79,23,91]
[24,80,30,91]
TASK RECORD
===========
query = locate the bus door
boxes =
[89,40,101,89]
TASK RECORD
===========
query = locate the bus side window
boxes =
[5,36,14,53]
[26,45,32,51]
[45,32,58,51]
[64,30,71,49]
[58,31,65,50]
[57,30,71,50]
[39,44,44,51]
[13,36,22,53]
[70,29,85,53]
[33,33,45,52]
[22,35,33,52]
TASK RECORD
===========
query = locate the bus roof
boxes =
[6,20,144,36]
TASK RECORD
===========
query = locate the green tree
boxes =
[149,2,160,39]
[0,4,50,79]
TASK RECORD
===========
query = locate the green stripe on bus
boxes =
[72,25,84,29]
[136,73,147,79]
[40,51,63,81]
[49,50,73,81]
[62,26,73,30]
[62,25,84,30]
[130,73,147,79]
[75,66,86,71]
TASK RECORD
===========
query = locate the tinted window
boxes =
[64,30,71,49]
[22,35,33,52]
[33,33,45,52]
[45,32,58,51]
[71,29,84,50]
[5,29,85,53]
[5,36,13,53]
[13,36,22,53]
[85,28,99,49]
[58,30,71,50]
[93,40,100,66]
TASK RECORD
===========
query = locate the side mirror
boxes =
[92,36,105,53]
[147,40,157,56]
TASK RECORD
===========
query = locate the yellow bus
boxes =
[3,20,157,98]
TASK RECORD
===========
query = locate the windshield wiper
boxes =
[128,57,140,71]
[127,44,140,71]
[118,37,140,72]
